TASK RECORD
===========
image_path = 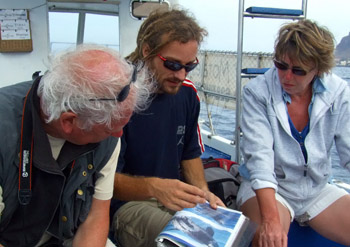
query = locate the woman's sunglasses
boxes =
[157,54,199,72]
[273,59,308,76]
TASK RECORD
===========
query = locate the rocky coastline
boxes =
[335,32,350,66]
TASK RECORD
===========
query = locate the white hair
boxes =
[37,44,156,130]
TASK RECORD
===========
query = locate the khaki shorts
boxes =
[237,180,348,224]
[112,199,175,247]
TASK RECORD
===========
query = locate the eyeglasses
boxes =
[273,59,308,76]
[89,66,137,103]
[157,54,199,72]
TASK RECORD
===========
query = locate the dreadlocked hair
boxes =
[127,8,207,63]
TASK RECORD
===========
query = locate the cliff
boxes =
[335,32,350,60]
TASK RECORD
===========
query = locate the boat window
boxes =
[49,12,79,53]
[131,1,169,19]
[84,13,119,50]
[48,3,119,53]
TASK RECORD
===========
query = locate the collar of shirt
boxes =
[282,76,327,105]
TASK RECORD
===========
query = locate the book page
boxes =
[156,202,248,247]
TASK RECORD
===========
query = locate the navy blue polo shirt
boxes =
[117,80,203,177]
[110,80,204,215]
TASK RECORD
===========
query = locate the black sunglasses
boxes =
[273,59,308,76]
[157,54,199,72]
[89,66,137,103]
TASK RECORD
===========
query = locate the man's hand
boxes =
[204,190,226,209]
[151,178,207,211]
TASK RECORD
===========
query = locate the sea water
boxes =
[200,66,350,184]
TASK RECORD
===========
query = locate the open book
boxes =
[156,202,256,247]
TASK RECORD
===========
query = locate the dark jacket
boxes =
[0,79,118,247]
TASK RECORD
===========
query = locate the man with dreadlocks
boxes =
[110,8,224,247]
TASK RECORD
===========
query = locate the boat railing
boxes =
[187,50,273,143]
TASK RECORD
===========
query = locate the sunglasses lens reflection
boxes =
[158,54,198,73]
[274,60,288,70]
[186,63,198,72]
[274,60,307,76]
[164,60,198,72]
[164,61,182,71]
[292,68,307,76]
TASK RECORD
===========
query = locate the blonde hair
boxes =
[274,19,335,75]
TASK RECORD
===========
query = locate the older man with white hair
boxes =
[0,44,153,247]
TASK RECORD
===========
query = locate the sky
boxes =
[177,0,350,53]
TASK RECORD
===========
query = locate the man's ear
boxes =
[59,112,78,134]
[142,44,151,58]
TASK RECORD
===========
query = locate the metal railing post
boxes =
[235,0,244,163]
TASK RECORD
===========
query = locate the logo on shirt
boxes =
[177,126,186,135]
[177,125,185,146]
